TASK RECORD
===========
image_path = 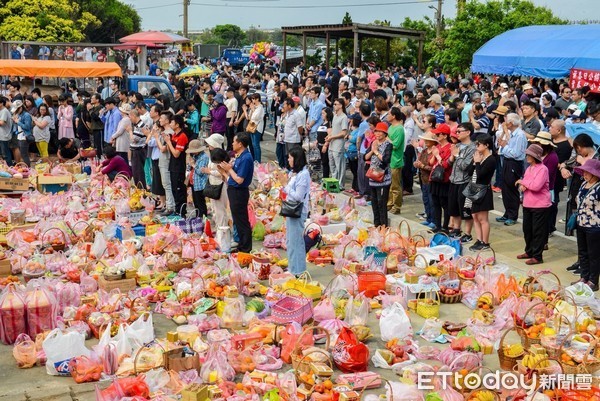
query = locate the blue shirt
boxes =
[147,137,161,160]
[34,98,43,108]
[149,63,158,76]
[431,106,445,124]
[192,152,209,191]
[358,120,370,154]
[10,50,21,59]
[284,167,311,215]
[228,149,254,188]
[502,127,528,161]
[308,100,325,135]
[101,108,122,143]
[346,128,360,158]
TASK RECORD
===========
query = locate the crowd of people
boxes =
[0,56,599,284]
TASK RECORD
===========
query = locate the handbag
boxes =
[366,166,385,182]
[430,164,445,182]
[80,148,97,158]
[246,120,258,133]
[280,200,303,218]
[203,182,223,200]
[462,182,488,202]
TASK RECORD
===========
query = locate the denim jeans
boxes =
[421,183,435,224]
[286,211,308,275]
[276,142,286,168]
[0,140,12,166]
[251,131,262,163]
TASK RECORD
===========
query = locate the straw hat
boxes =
[418,132,439,143]
[493,105,508,116]
[529,131,556,147]
[186,139,206,154]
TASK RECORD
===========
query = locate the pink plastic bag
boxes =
[55,282,81,315]
[0,284,27,344]
[200,347,236,383]
[313,297,336,322]
[25,286,58,338]
[13,333,37,368]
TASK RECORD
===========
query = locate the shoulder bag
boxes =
[246,120,258,133]
[429,164,445,183]
[203,182,223,200]
[462,182,488,202]
[366,166,385,182]
[280,172,308,218]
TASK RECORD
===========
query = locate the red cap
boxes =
[374,122,389,134]
[431,123,451,136]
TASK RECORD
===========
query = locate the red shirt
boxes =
[171,131,188,152]
[97,53,106,62]
[429,142,452,183]
[169,130,189,172]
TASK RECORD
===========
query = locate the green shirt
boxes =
[200,94,210,117]
[388,124,405,169]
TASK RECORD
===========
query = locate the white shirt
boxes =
[127,56,135,72]
[83,47,93,62]
[224,97,238,119]
[340,75,353,88]
[295,106,306,127]
[266,80,275,98]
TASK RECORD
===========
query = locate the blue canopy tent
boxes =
[471,25,600,78]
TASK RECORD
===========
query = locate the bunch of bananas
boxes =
[503,343,525,358]
[469,390,496,401]
[522,353,550,369]
[472,309,495,325]
[425,266,441,277]
[531,291,547,301]
[476,294,494,310]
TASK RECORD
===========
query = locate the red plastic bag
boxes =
[332,327,369,373]
[69,354,103,383]
[280,322,314,364]
[0,284,27,345]
[97,376,150,401]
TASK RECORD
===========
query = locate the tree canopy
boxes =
[0,0,140,43]
[437,0,566,74]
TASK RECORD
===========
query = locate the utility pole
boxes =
[183,0,190,38]
[435,0,443,39]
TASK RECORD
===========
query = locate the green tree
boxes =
[75,0,141,43]
[213,24,246,46]
[0,0,99,42]
[339,12,354,64]
[400,16,438,70]
[361,20,409,67]
[438,0,566,75]
[246,25,270,45]
[270,29,300,48]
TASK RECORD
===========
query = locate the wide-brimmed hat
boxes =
[427,94,442,104]
[119,103,132,114]
[575,159,600,178]
[525,144,544,162]
[186,139,206,154]
[10,100,23,113]
[522,84,533,91]
[431,123,451,136]
[529,131,556,147]
[205,134,224,149]
[493,105,508,116]
[418,132,439,143]
[374,122,388,134]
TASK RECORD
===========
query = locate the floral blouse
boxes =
[577,182,600,230]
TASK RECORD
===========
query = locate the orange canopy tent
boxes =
[0,60,122,78]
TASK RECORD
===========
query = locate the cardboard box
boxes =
[0,258,11,276]
[231,332,263,351]
[98,276,136,292]
[310,362,334,377]
[339,391,360,401]
[181,384,208,401]
[207,385,222,399]
[37,175,73,185]
[0,177,29,191]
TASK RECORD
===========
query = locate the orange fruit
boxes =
[323,380,333,390]
[236,383,244,390]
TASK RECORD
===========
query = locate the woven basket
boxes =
[438,270,462,304]
[522,271,562,295]
[559,332,600,375]
[497,328,525,371]
[291,326,331,378]
[519,301,551,349]
[416,290,440,318]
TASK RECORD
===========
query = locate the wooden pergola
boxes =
[280,23,426,72]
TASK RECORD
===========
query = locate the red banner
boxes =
[570,68,600,93]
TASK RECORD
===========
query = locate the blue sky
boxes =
[128,0,598,31]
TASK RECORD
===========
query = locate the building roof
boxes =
[281,23,425,40]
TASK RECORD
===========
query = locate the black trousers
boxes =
[318,143,330,178]
[370,185,390,227]
[548,190,560,234]
[192,189,207,218]
[226,118,235,152]
[170,169,187,216]
[93,129,103,157]
[116,151,129,166]
[501,158,523,220]
[228,186,252,252]
[348,156,359,192]
[577,228,600,285]
[130,147,147,189]
[402,144,416,193]
[431,192,450,230]
[522,207,550,261]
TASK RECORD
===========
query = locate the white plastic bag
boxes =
[419,318,443,342]
[91,232,107,259]
[380,302,412,342]
[127,313,154,346]
[43,328,90,376]
[344,292,369,326]
[566,282,595,307]
[416,245,456,263]
[216,226,231,253]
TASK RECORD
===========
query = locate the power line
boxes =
[192,0,437,8]
[134,0,437,11]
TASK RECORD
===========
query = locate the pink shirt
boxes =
[521,163,551,209]
[368,73,380,92]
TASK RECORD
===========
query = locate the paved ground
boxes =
[0,133,583,400]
